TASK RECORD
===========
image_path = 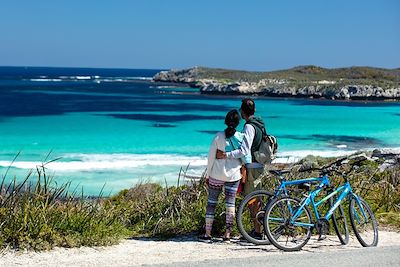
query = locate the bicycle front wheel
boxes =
[330,198,349,245]
[349,197,378,247]
[236,190,274,245]
[264,196,313,251]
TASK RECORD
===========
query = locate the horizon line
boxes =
[0,65,399,72]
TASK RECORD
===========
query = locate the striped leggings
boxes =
[206,177,240,233]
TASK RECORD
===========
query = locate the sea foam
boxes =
[28,76,151,83]
[0,149,369,172]
[0,153,207,171]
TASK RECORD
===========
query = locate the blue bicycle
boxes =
[237,159,349,245]
[263,158,378,251]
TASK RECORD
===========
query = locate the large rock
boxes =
[372,149,400,160]
[200,81,259,94]
[335,86,400,99]
[153,67,200,84]
[153,68,400,100]
[371,149,400,171]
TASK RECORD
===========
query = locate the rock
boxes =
[153,68,400,100]
[348,153,371,163]
[372,149,400,159]
[153,67,200,85]
[371,149,400,171]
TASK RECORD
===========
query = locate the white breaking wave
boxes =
[0,153,207,172]
[28,76,153,83]
[102,77,152,82]
[75,76,91,80]
[155,86,179,89]
[2,148,397,172]
[131,77,153,80]
[30,78,63,82]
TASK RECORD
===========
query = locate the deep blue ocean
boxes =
[1,66,399,195]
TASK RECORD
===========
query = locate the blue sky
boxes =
[1,0,399,71]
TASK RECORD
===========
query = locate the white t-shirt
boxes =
[206,131,242,182]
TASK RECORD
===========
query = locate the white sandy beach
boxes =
[1,230,399,267]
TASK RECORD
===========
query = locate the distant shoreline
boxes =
[153,66,400,101]
[157,86,400,105]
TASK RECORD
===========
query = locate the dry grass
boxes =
[1,155,399,250]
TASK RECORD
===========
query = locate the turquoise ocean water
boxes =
[1,67,399,195]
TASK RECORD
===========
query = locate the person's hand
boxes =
[216,149,227,159]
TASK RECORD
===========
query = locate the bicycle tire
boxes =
[330,198,349,245]
[236,190,274,245]
[264,196,313,251]
[349,197,378,247]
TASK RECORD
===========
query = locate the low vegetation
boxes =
[194,65,400,86]
[0,155,399,251]
[0,160,130,250]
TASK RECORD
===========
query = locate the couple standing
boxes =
[202,98,267,241]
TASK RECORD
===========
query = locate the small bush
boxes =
[0,164,130,250]
[1,155,399,251]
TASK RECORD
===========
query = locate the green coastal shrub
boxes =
[111,181,211,238]
[0,165,130,250]
[1,155,399,250]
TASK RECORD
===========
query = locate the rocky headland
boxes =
[153,66,400,100]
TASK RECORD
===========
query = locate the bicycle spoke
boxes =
[237,190,273,245]
[265,197,312,251]
[271,225,285,239]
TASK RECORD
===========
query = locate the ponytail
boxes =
[224,109,240,138]
[224,125,236,138]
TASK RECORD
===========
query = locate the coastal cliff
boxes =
[153,66,400,100]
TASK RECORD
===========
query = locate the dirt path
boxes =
[1,231,399,266]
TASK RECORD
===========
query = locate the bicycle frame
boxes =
[289,177,369,228]
[274,175,329,197]
[265,160,378,250]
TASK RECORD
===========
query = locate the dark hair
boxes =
[241,98,255,116]
[224,109,240,138]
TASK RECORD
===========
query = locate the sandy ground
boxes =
[1,230,399,267]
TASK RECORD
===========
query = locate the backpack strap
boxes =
[246,118,267,162]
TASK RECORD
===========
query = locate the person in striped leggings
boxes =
[200,109,250,242]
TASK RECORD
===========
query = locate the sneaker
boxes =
[198,235,212,243]
[240,230,263,242]
[249,230,263,239]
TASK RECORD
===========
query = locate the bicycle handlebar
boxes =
[298,155,368,176]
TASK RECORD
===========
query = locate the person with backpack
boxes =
[217,98,267,194]
[199,109,251,242]
[216,98,274,239]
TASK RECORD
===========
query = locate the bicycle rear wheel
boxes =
[349,197,378,247]
[236,190,273,245]
[264,196,313,251]
[330,198,349,245]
